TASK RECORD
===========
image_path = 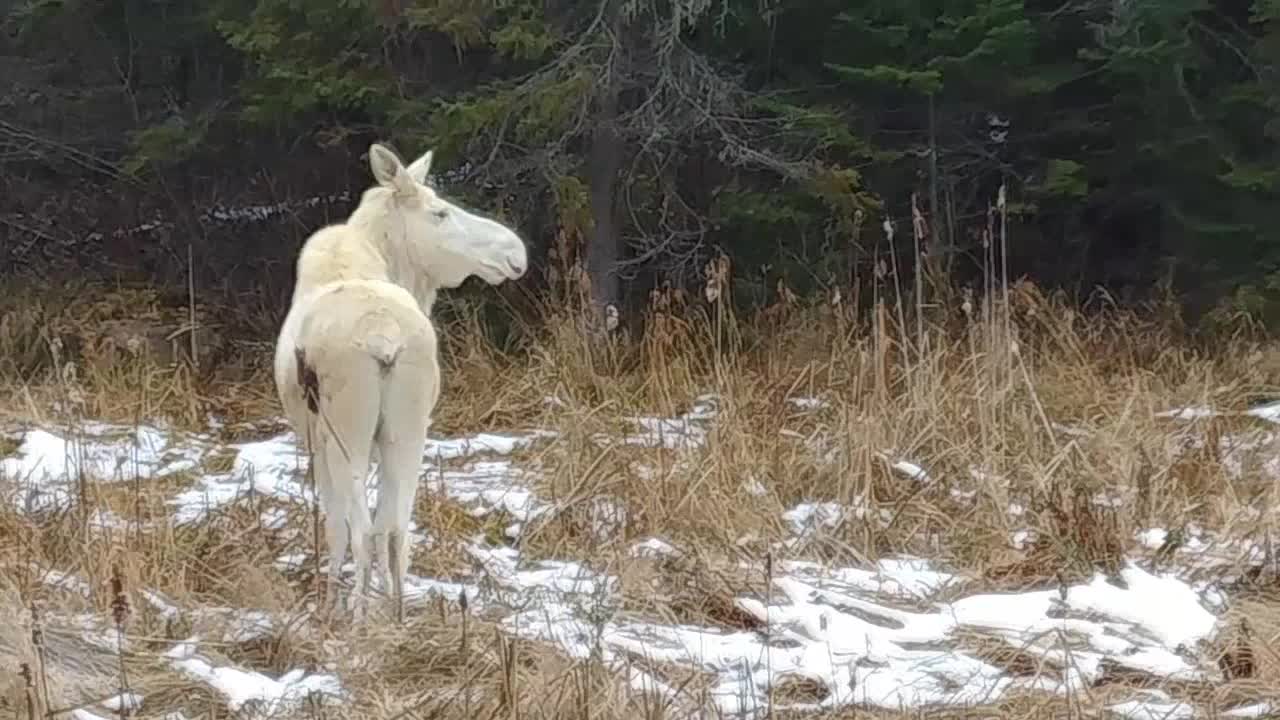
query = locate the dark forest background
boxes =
[5,0,1280,340]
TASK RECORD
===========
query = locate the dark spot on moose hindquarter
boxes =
[295,347,320,414]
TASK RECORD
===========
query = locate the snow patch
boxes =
[165,638,344,714]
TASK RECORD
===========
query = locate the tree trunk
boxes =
[585,54,624,326]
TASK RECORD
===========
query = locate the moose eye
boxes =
[432,209,448,220]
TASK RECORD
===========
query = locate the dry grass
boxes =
[3,263,1280,720]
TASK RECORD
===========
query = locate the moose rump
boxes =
[277,278,439,616]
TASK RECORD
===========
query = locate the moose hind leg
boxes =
[313,450,348,614]
[325,433,376,622]
[387,529,404,624]
[374,423,429,623]
[317,370,379,622]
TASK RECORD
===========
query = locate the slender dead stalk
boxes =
[110,564,133,713]
[29,603,51,717]
[764,550,773,719]
[19,662,37,720]
[187,242,198,371]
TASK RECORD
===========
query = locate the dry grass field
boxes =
[3,271,1280,720]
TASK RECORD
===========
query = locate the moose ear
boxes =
[406,150,434,185]
[369,143,415,195]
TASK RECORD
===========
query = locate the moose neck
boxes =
[349,195,443,318]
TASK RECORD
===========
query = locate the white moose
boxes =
[273,142,527,621]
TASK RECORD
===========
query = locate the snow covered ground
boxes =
[2,398,1277,719]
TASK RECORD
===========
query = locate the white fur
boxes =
[273,142,526,620]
